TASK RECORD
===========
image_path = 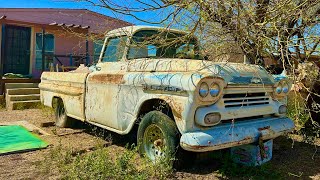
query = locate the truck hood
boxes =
[127,58,274,85]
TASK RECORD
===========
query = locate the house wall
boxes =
[0,8,131,80]
[32,25,95,78]
[0,23,2,75]
[0,21,97,78]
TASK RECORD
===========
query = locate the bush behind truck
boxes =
[39,26,294,166]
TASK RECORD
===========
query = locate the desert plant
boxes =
[287,92,310,130]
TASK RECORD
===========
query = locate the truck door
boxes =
[85,36,127,130]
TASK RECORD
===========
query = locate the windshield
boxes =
[127,30,202,60]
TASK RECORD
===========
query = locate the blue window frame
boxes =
[35,33,54,70]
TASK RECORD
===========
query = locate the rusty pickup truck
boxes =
[40,26,294,163]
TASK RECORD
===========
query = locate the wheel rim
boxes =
[143,124,166,161]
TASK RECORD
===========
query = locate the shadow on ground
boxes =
[177,136,319,179]
[76,122,319,179]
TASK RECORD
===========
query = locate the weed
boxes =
[41,143,173,180]
[287,92,320,144]
[14,103,26,110]
[38,104,55,118]
[287,92,310,130]
[0,96,5,109]
[13,101,42,110]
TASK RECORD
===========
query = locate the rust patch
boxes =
[161,96,184,119]
[187,140,243,150]
[89,74,124,84]
[182,144,208,150]
[39,83,83,96]
[258,126,271,131]
[182,136,255,151]
[171,102,183,119]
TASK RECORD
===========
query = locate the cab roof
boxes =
[105,25,189,37]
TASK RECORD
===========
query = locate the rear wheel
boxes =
[55,98,73,128]
[138,111,179,163]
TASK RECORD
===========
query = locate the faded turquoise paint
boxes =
[124,64,274,92]
[180,117,294,152]
[273,74,287,82]
[124,72,202,94]
[229,76,274,84]
[231,139,273,166]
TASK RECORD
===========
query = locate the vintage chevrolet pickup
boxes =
[40,26,294,163]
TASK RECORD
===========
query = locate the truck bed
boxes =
[39,72,89,121]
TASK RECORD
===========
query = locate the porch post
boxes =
[0,16,5,78]
[0,24,4,76]
[41,27,46,71]
[85,31,89,65]
[0,24,5,95]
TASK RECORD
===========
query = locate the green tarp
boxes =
[0,125,48,154]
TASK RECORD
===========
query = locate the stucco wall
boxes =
[0,8,131,78]
[31,25,95,78]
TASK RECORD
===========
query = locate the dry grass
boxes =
[0,95,5,109]
[0,109,319,179]
[41,144,173,180]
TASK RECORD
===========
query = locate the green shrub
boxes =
[287,92,310,130]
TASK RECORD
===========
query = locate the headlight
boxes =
[199,82,209,97]
[195,76,226,105]
[276,86,282,94]
[273,79,291,99]
[204,113,221,125]
[282,84,289,93]
[210,83,220,97]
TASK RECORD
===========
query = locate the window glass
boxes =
[35,33,54,70]
[93,39,104,62]
[147,45,157,56]
[102,36,127,62]
[127,30,200,60]
[176,44,195,59]
[36,33,54,51]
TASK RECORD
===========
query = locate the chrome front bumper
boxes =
[180,117,294,152]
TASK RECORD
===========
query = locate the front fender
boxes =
[131,94,189,134]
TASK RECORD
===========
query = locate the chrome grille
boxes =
[223,92,270,108]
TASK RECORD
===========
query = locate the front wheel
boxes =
[55,98,73,128]
[137,111,179,163]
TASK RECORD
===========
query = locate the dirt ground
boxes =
[0,108,319,180]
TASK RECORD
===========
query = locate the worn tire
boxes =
[138,111,179,163]
[55,98,73,128]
